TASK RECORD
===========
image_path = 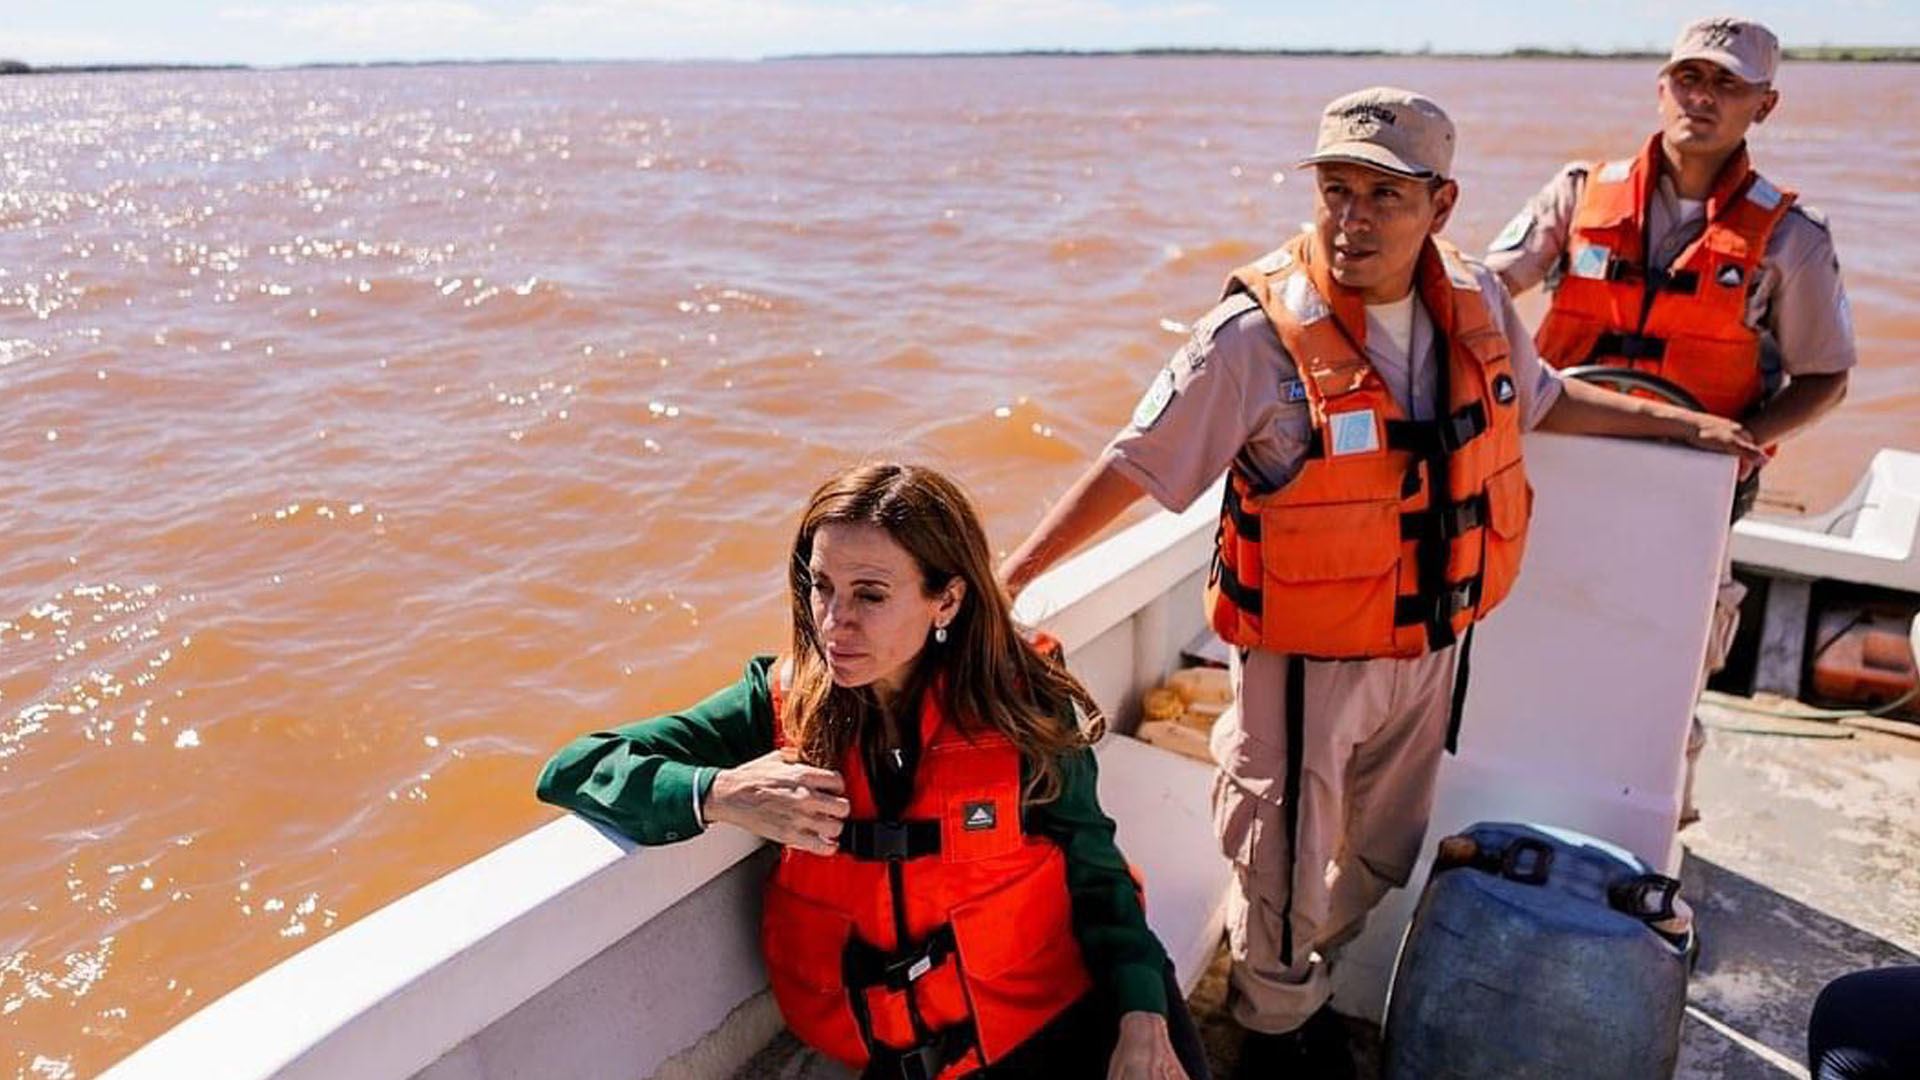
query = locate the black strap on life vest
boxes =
[839,819,942,861]
[1599,256,1700,295]
[1221,469,1264,542]
[1399,493,1488,541]
[1446,623,1475,755]
[844,974,978,1080]
[860,1021,979,1080]
[1592,331,1668,362]
[1392,579,1482,631]
[1297,401,1489,462]
[1278,653,1306,967]
[845,924,959,993]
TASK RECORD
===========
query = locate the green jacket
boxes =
[534,655,1171,1017]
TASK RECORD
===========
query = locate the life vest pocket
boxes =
[1476,461,1533,616]
[950,847,1091,1060]
[1256,497,1403,656]
[761,878,869,1066]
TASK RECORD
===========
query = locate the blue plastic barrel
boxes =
[1381,822,1690,1080]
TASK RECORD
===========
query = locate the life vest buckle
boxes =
[1446,581,1479,617]
[846,925,959,992]
[1394,579,1481,629]
[840,819,942,861]
[1439,402,1489,453]
[874,1022,978,1080]
[1400,496,1488,543]
[1646,266,1700,295]
[1593,332,1667,362]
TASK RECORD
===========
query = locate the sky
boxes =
[4,0,1915,66]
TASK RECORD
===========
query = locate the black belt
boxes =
[845,926,958,993]
[839,819,941,861]
[1593,332,1667,362]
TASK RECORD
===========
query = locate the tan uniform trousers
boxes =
[1209,645,1456,1034]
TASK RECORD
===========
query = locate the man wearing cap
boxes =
[1002,87,1760,1076]
[1486,16,1855,828]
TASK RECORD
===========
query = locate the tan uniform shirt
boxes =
[1484,162,1858,377]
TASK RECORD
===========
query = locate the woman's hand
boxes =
[704,749,850,855]
[1107,1010,1187,1080]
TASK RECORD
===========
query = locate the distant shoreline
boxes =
[3,45,1915,76]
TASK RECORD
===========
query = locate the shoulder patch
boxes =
[1789,203,1831,232]
[1489,210,1534,253]
[1130,367,1178,431]
[1746,177,1783,211]
[1253,247,1294,275]
[1596,158,1633,184]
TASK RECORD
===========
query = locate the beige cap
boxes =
[1664,16,1780,84]
[1297,86,1455,180]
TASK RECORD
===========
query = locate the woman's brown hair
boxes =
[781,462,1104,804]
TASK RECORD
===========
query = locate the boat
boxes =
[98,435,1920,1080]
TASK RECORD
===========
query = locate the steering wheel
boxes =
[1561,366,1705,410]
[1562,366,1759,521]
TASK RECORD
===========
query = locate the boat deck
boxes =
[728,707,1920,1080]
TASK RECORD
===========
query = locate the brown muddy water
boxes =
[2,56,1915,1078]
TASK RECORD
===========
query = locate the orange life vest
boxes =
[1206,231,1533,661]
[1534,133,1796,419]
[760,677,1091,1080]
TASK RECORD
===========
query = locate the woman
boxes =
[536,462,1207,1080]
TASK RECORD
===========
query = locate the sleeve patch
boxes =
[1596,159,1632,184]
[1490,210,1534,253]
[1130,367,1178,430]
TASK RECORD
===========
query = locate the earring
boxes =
[934,625,948,644]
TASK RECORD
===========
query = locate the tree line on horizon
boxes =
[2,45,1916,76]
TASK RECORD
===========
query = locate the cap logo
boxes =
[962,800,997,831]
[1339,104,1397,138]
[1698,18,1742,49]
